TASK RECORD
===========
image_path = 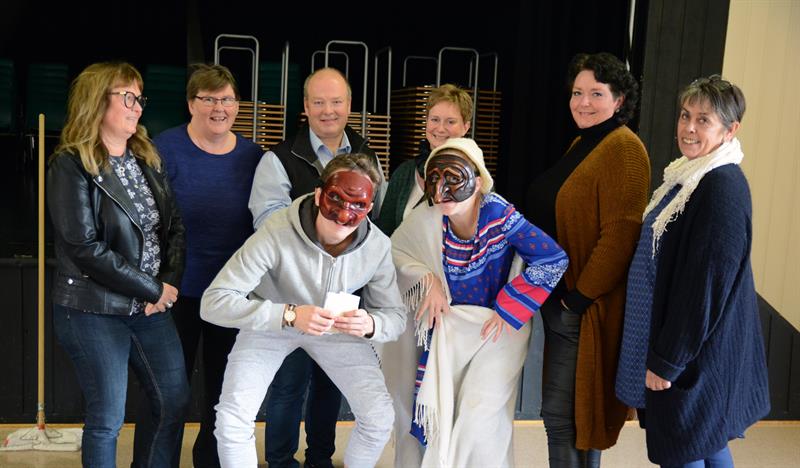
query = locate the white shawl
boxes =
[644,138,744,256]
[391,202,529,467]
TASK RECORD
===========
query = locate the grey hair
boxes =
[679,75,746,129]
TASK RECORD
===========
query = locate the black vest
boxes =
[271,124,378,200]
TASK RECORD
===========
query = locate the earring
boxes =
[615,108,620,113]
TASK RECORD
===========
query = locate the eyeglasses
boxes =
[108,91,148,109]
[193,95,239,107]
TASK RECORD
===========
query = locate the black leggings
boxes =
[540,300,601,467]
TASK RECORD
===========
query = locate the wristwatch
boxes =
[283,303,297,327]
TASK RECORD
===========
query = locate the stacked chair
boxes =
[388,50,502,179]
[217,35,291,152]
[389,85,432,171]
[260,60,301,138]
[231,61,297,152]
[233,101,284,150]
[471,88,501,177]
[349,112,391,181]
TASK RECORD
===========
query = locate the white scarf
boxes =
[391,202,450,350]
[644,137,744,256]
[391,202,528,467]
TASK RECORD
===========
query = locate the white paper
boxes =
[322,291,360,335]
[323,291,360,317]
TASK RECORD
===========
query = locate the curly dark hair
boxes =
[566,52,639,124]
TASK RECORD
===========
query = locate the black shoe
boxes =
[303,460,334,468]
[268,459,301,468]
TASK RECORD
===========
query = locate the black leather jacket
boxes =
[47,152,185,316]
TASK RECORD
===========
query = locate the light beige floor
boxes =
[1,420,798,467]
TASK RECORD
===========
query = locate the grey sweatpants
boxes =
[214,328,394,468]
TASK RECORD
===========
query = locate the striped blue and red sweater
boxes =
[411,193,568,444]
[442,193,568,326]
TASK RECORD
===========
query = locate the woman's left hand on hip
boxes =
[645,369,672,391]
[481,314,510,342]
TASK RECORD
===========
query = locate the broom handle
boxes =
[37,113,45,429]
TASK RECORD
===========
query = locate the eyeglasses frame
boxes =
[107,91,148,109]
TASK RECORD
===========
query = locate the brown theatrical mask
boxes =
[425,153,478,204]
[318,170,374,227]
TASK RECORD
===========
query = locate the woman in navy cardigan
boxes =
[615,75,769,467]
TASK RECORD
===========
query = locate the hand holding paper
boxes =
[293,305,335,335]
[323,291,360,316]
[324,291,374,337]
[333,309,375,338]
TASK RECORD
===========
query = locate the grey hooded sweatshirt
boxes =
[200,194,406,343]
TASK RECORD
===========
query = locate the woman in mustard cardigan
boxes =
[524,52,651,467]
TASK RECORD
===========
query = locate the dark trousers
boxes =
[265,348,342,468]
[540,300,601,468]
[172,296,239,468]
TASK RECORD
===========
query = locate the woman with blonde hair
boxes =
[377,83,473,236]
[47,62,188,467]
[378,85,473,466]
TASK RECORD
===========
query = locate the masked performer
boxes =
[201,153,405,468]
[388,138,568,467]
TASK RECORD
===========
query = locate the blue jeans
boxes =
[53,304,190,468]
[662,445,734,468]
[265,348,342,468]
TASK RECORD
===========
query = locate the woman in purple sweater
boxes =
[154,64,263,468]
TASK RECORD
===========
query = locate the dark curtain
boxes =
[501,0,635,205]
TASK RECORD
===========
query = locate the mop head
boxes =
[0,426,82,452]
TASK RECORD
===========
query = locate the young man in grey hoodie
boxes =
[201,153,405,468]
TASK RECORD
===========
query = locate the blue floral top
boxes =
[109,151,161,314]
